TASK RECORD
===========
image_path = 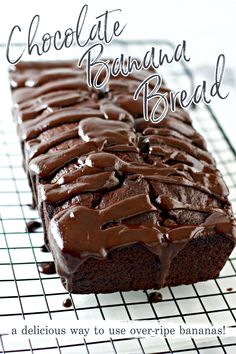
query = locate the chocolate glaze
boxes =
[40,244,49,253]
[50,202,234,288]
[9,60,236,291]
[13,77,90,104]
[26,220,42,232]
[63,298,72,308]
[38,262,56,275]
[226,288,233,292]
[148,291,163,303]
[26,203,35,209]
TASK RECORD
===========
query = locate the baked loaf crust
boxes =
[9,60,235,293]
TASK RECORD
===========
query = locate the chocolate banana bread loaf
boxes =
[9,60,235,293]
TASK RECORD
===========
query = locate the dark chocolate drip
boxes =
[22,108,104,140]
[104,144,139,153]
[29,117,137,179]
[26,203,35,209]
[25,220,42,232]
[113,93,191,123]
[100,101,134,123]
[144,119,206,150]
[25,68,81,88]
[63,298,72,308]
[146,135,215,165]
[26,126,79,159]
[42,171,119,204]
[28,112,229,205]
[226,288,233,292]
[10,60,77,77]
[155,194,226,213]
[38,262,56,275]
[49,195,235,286]
[50,194,164,270]
[17,91,90,122]
[29,141,101,178]
[40,244,49,253]
[78,117,136,146]
[84,152,228,200]
[9,60,236,290]
[13,77,90,104]
[148,291,163,303]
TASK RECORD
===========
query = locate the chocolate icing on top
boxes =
[10,60,236,288]
[148,291,163,303]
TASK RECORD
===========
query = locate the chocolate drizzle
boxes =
[40,244,49,253]
[26,220,42,232]
[63,298,72,308]
[148,291,163,303]
[38,262,56,275]
[9,60,236,291]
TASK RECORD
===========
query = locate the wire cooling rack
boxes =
[0,41,236,354]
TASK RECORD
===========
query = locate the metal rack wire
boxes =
[0,41,236,354]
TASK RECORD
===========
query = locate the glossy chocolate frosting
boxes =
[10,60,236,289]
